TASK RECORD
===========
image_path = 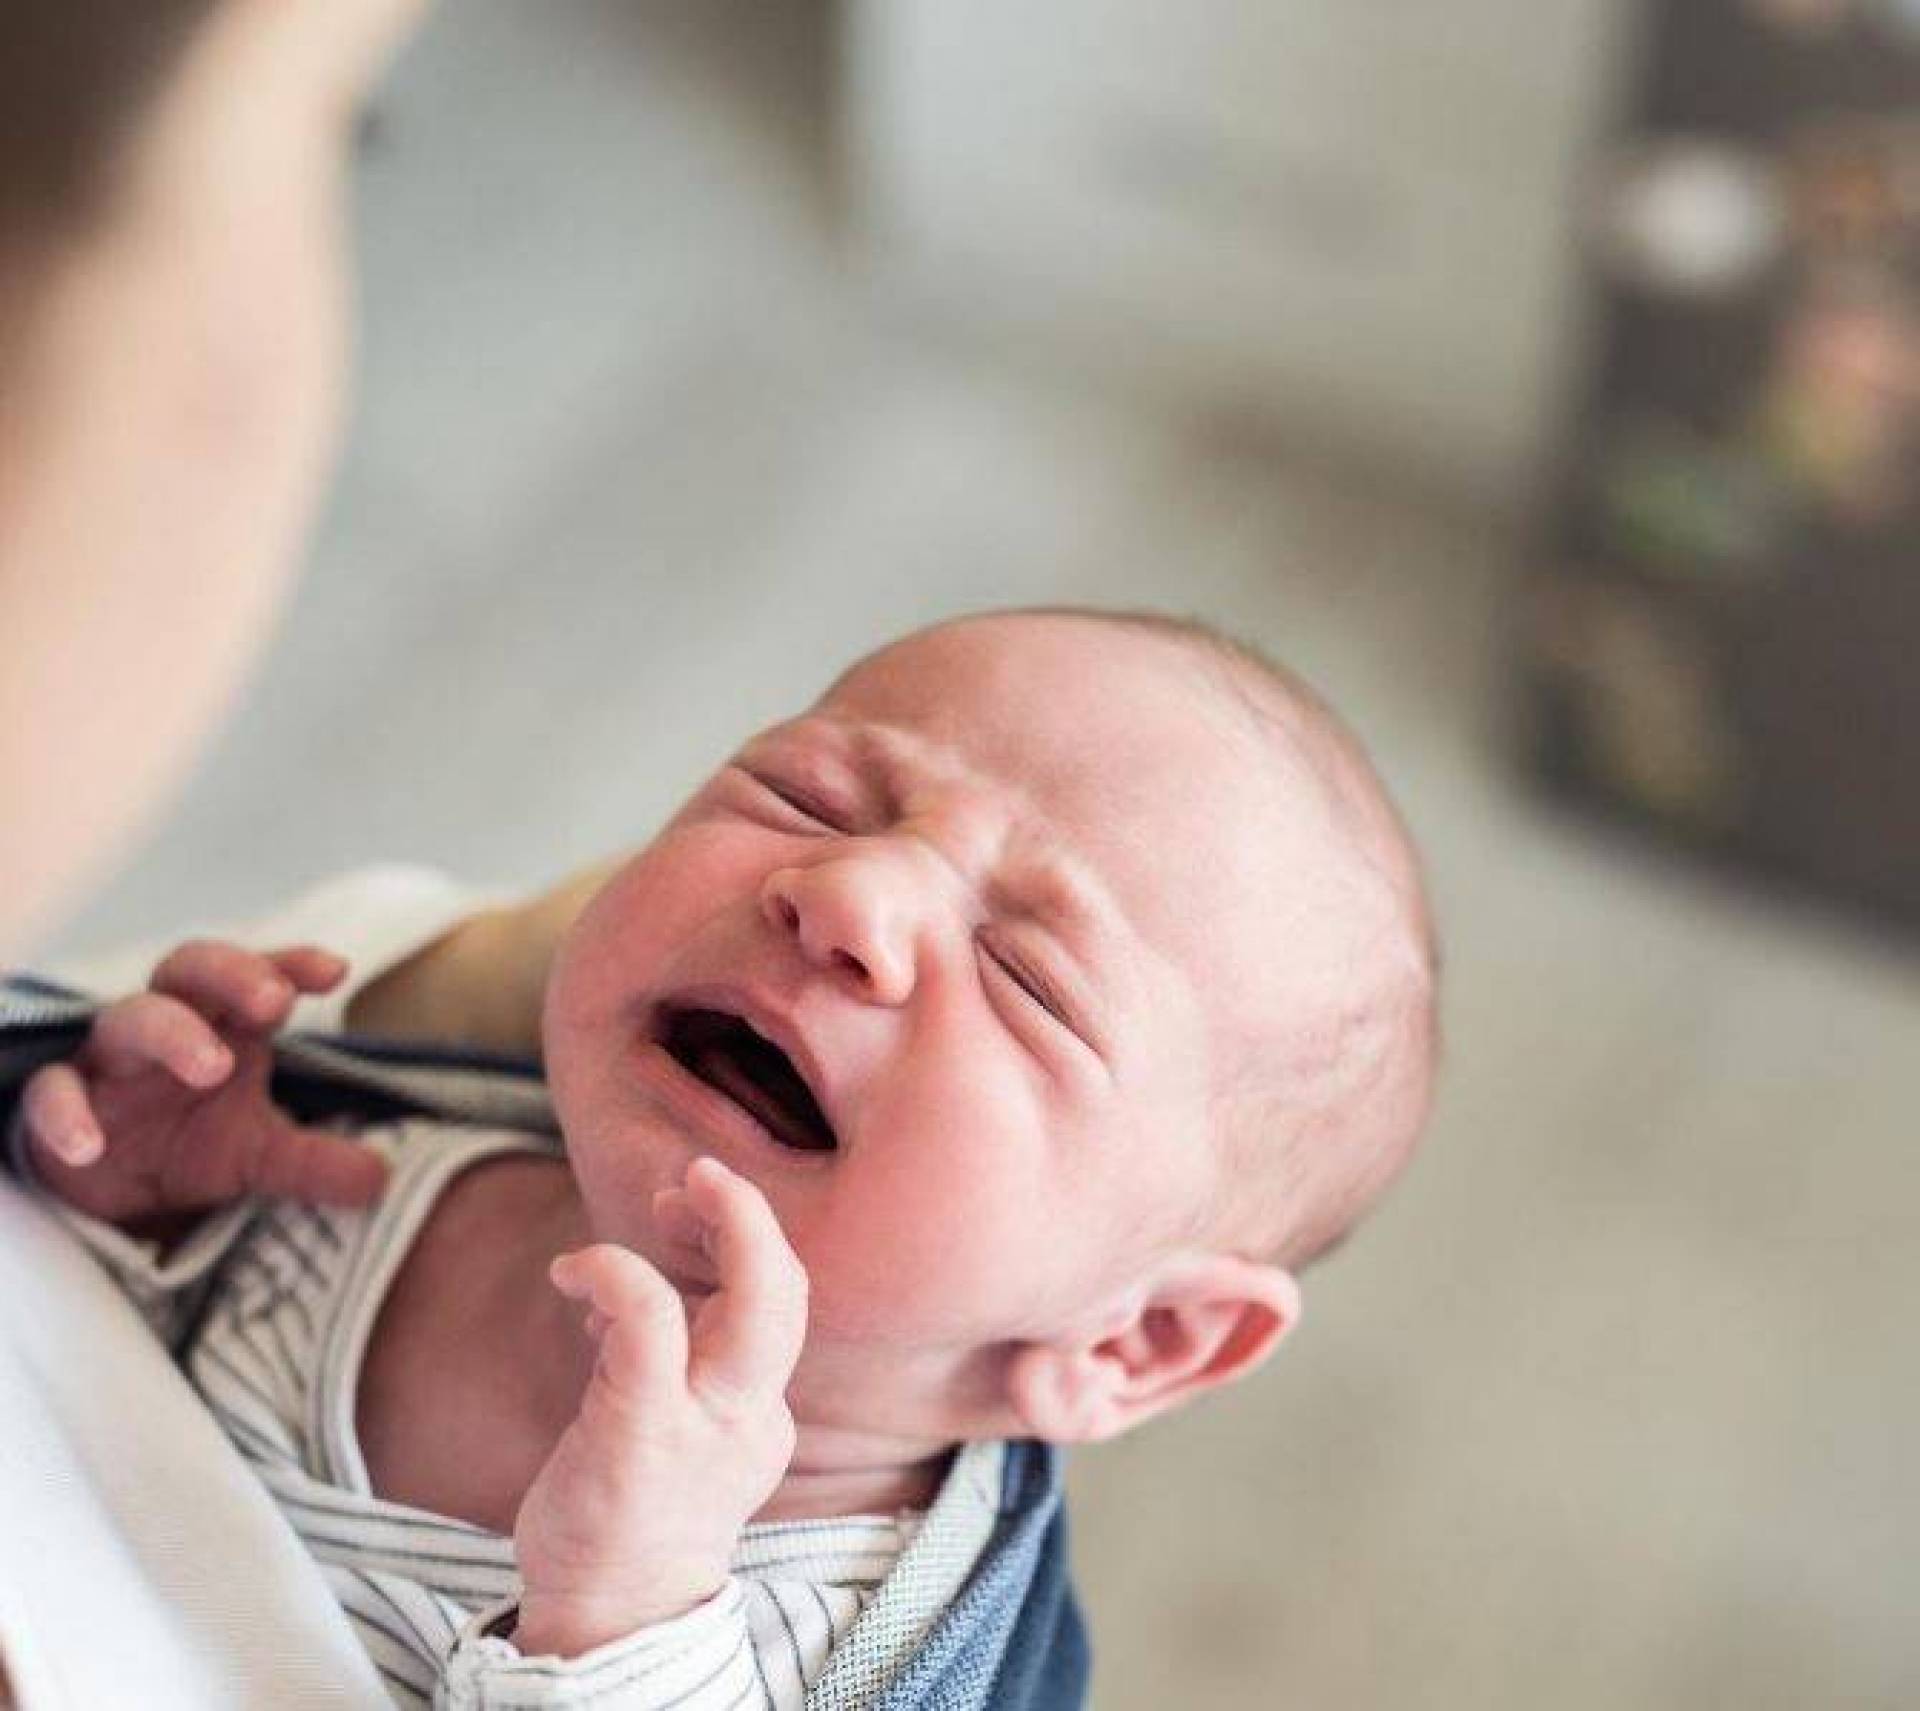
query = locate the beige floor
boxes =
[57,5,1920,1707]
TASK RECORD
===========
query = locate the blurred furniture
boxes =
[1519,0,1920,931]
[846,0,1629,506]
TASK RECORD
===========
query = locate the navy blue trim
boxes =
[0,973,90,1001]
[0,979,541,1078]
[297,1032,544,1080]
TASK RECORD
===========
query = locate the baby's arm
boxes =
[438,1159,807,1709]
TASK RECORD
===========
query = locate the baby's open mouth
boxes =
[658,1006,838,1152]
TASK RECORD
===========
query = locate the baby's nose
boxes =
[760,858,918,1004]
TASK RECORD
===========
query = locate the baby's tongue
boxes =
[693,1042,812,1150]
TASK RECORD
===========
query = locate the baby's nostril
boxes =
[775,896,800,933]
[832,949,868,984]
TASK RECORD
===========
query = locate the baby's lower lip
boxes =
[651,1003,837,1153]
[629,1031,816,1171]
[629,1036,802,1182]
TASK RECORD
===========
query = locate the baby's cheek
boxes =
[789,1164,1039,1345]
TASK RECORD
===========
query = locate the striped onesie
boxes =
[8,1117,1001,1709]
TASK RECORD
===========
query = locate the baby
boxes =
[11,608,1437,1709]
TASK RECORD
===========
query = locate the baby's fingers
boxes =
[85,992,234,1088]
[150,941,347,1032]
[683,1159,808,1410]
[21,1063,105,1167]
[263,945,350,995]
[245,1119,390,1209]
[550,1244,689,1409]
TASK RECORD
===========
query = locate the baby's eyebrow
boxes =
[771,717,892,780]
[1000,857,1114,947]
[818,714,1130,952]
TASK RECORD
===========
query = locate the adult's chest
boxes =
[353,1154,568,1537]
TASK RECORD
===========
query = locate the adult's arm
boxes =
[344,859,623,1054]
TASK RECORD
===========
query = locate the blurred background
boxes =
[50,1,1919,1705]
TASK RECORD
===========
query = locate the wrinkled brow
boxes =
[993,855,1118,955]
[831,717,1132,984]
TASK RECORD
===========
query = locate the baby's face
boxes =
[543,616,1355,1436]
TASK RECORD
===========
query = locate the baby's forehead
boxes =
[807,617,1361,1005]
[819,616,1278,797]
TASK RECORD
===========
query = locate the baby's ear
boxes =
[1006,1257,1301,1444]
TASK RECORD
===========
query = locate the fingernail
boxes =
[60,1127,103,1167]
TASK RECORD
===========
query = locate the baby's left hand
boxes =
[512,1158,808,1658]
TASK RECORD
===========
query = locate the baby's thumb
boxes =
[251,1123,390,1208]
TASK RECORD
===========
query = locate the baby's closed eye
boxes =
[976,928,1087,1046]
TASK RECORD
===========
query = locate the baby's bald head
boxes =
[1195,633,1437,1270]
[994,608,1440,1272]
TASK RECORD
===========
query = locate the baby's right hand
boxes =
[18,942,389,1234]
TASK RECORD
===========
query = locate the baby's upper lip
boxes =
[652,980,844,1148]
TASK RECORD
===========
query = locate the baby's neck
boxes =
[756,1444,952,1528]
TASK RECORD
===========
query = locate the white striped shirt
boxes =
[13,1118,1002,1709]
